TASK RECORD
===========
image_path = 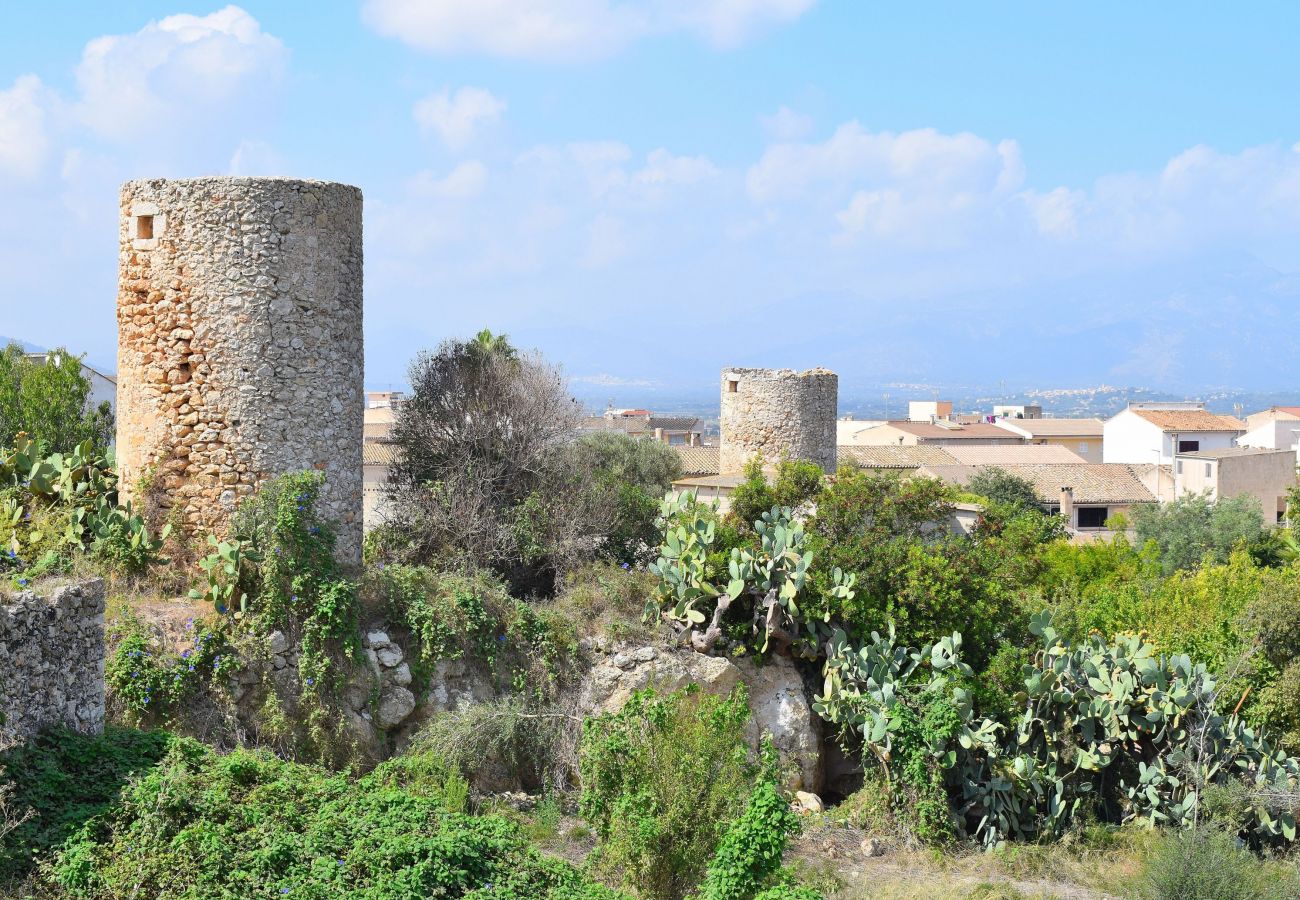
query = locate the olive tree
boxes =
[0,344,114,454]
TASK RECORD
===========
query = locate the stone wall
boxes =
[0,579,106,742]
[719,367,838,475]
[116,177,365,565]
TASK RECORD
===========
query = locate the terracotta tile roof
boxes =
[918,463,1157,505]
[838,445,959,468]
[995,418,1104,438]
[362,441,401,467]
[672,445,720,476]
[648,416,700,431]
[944,444,1084,465]
[1128,409,1245,432]
[888,421,1023,440]
[1178,447,1293,460]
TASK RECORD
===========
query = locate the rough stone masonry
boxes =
[719,367,838,475]
[116,177,364,564]
[0,579,106,742]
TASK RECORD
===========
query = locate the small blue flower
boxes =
[306,677,314,686]
[621,563,630,570]
[188,665,195,672]
[131,672,138,678]
[181,650,191,659]
[17,578,28,587]
[497,634,506,642]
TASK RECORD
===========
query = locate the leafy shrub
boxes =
[415,696,580,794]
[47,738,624,899]
[0,344,114,455]
[1138,827,1299,900]
[105,614,236,723]
[728,458,825,531]
[1133,493,1268,575]
[966,467,1042,510]
[580,686,755,900]
[229,472,360,715]
[695,742,817,900]
[547,561,659,643]
[0,727,173,884]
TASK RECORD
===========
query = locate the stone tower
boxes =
[719,367,838,475]
[116,177,364,564]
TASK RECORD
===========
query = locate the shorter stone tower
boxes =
[116,177,364,564]
[719,367,838,475]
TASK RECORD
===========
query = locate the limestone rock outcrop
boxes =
[579,645,823,792]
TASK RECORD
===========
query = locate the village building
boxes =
[918,462,1157,539]
[850,420,1024,447]
[1173,447,1297,524]
[1238,406,1300,462]
[579,408,704,446]
[992,403,1043,420]
[994,417,1105,463]
[1102,402,1244,466]
[836,416,887,445]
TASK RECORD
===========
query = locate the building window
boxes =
[1078,442,1089,453]
[726,379,739,393]
[1076,507,1108,529]
[1178,439,1200,453]
[1176,460,1183,475]
[1205,462,1212,477]
[136,215,155,240]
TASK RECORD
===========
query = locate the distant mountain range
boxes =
[0,335,45,353]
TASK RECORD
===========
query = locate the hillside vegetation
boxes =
[3,336,1300,899]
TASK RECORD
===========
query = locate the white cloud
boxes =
[362,0,816,61]
[0,76,51,178]
[413,87,506,151]
[73,5,287,146]
[759,105,812,141]
[748,123,1023,205]
[408,160,490,198]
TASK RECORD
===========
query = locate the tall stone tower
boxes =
[719,367,838,475]
[116,177,364,564]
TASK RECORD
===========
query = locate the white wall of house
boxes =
[1103,410,1166,464]
[1240,421,1300,461]
[1175,451,1297,524]
[1103,409,1237,465]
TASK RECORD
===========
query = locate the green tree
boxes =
[728,457,825,530]
[966,466,1041,510]
[565,432,683,564]
[0,344,113,454]
[1133,492,1267,574]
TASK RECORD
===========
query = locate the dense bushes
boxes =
[1133,493,1269,574]
[0,344,114,456]
[382,332,677,594]
[580,686,756,900]
[42,738,623,899]
[815,614,1300,848]
[0,728,173,884]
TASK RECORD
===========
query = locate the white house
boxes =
[1102,402,1244,466]
[1239,406,1300,463]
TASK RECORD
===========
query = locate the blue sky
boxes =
[3,2,1299,397]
